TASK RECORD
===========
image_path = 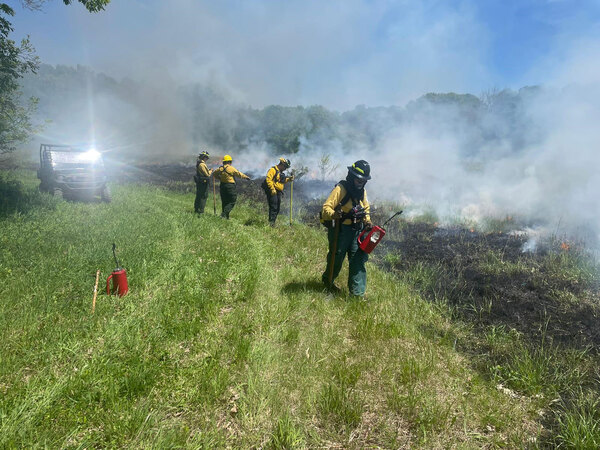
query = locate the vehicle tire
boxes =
[53,187,63,199]
[101,185,112,203]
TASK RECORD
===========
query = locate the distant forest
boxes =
[20,64,543,158]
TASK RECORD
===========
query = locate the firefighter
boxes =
[194,150,212,214]
[321,160,372,297]
[211,154,250,219]
[263,157,294,226]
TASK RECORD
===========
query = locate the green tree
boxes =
[0,3,38,154]
[318,153,338,181]
[22,0,110,13]
[0,0,109,155]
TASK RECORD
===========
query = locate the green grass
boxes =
[1,169,598,447]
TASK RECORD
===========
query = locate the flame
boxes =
[469,228,474,233]
[560,242,570,251]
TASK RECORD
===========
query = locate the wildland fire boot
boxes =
[321,275,341,293]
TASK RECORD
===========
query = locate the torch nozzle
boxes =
[112,243,121,269]
[382,210,403,228]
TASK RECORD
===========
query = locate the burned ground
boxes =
[379,222,600,351]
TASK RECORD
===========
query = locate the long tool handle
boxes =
[92,269,100,313]
[289,180,293,226]
[327,220,340,286]
[212,176,216,215]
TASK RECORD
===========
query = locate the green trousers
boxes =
[321,224,369,296]
[219,182,237,219]
[266,191,282,224]
[194,177,209,213]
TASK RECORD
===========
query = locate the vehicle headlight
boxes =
[82,149,101,162]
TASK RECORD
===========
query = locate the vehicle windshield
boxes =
[49,150,104,168]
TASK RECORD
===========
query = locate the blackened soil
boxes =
[380,222,600,350]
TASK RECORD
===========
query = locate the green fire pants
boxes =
[321,223,369,296]
[194,177,209,213]
[219,182,237,219]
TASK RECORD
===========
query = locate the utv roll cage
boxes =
[37,143,111,202]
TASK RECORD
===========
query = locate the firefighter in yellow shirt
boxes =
[194,150,212,214]
[262,157,294,226]
[211,154,250,219]
[321,160,372,297]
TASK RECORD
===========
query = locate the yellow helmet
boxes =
[223,154,233,163]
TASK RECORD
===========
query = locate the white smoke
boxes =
[14,0,600,244]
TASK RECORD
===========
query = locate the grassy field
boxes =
[1,169,598,448]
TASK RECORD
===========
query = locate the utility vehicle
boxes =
[37,143,111,202]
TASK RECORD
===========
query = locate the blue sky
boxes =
[6,0,600,109]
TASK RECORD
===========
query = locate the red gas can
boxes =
[106,268,128,297]
[357,225,386,254]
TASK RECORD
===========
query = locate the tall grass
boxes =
[1,169,596,447]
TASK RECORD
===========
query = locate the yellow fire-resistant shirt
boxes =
[196,160,212,177]
[265,166,291,195]
[213,164,250,184]
[321,183,371,226]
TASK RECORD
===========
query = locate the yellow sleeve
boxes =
[321,185,343,221]
[197,162,211,177]
[265,167,277,194]
[234,168,250,180]
[362,190,371,224]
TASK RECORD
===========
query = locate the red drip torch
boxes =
[357,210,403,254]
[106,243,128,297]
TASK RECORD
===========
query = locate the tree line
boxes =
[16,63,544,159]
[2,0,545,160]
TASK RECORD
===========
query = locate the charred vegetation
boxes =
[379,222,600,350]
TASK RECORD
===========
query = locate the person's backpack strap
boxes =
[320,180,352,228]
[262,166,277,191]
[336,180,353,209]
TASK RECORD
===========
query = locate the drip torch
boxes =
[357,210,403,254]
[106,243,129,297]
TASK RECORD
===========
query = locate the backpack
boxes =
[319,180,353,229]
[261,166,280,192]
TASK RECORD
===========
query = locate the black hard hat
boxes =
[347,160,371,180]
[198,150,210,159]
[279,157,291,169]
